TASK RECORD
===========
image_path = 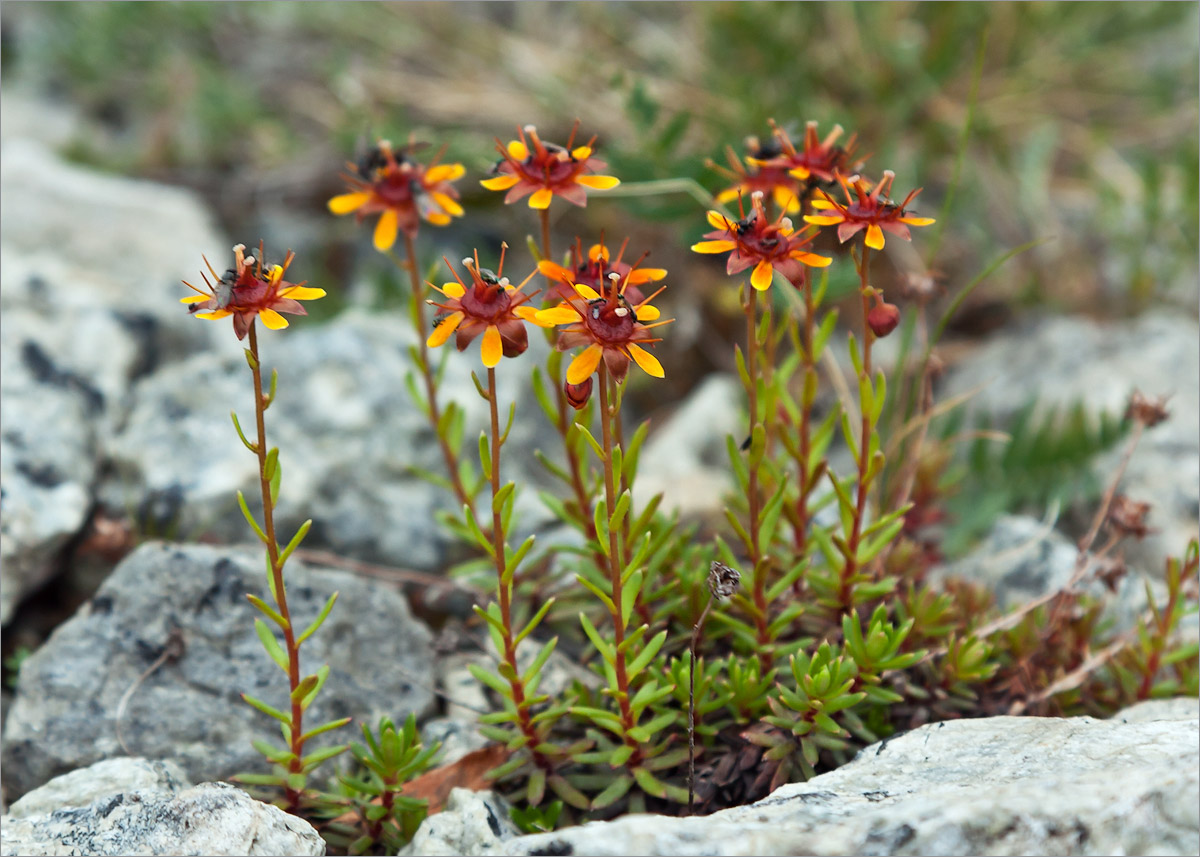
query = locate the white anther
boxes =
[781,218,793,231]
[243,256,256,266]
[614,307,630,317]
[499,277,511,287]
[751,190,765,200]
[461,257,474,267]
[608,272,620,281]
[232,243,245,252]
[523,124,537,134]
[379,139,392,150]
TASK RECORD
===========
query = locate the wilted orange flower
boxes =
[181,242,325,340]
[425,250,548,368]
[535,268,671,385]
[328,139,465,251]
[691,191,831,290]
[758,119,859,187]
[537,238,666,306]
[480,122,619,209]
[803,170,934,251]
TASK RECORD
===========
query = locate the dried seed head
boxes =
[1093,555,1128,594]
[1125,390,1170,428]
[1107,495,1154,540]
[708,561,741,599]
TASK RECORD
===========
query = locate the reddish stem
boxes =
[744,286,772,670]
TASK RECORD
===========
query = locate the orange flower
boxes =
[758,119,859,187]
[535,268,671,385]
[711,136,804,216]
[691,191,831,290]
[328,139,465,251]
[537,237,666,306]
[480,122,619,209]
[425,250,548,368]
[181,242,325,340]
[803,170,935,251]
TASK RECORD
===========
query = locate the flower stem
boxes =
[838,245,875,612]
[793,267,817,555]
[743,285,772,670]
[248,323,305,809]
[687,594,714,816]
[598,364,641,756]
[400,233,474,515]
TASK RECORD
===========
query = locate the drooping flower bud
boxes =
[564,377,593,410]
[867,300,901,338]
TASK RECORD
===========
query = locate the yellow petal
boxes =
[575,175,620,190]
[793,251,832,268]
[430,192,464,217]
[634,304,661,321]
[328,191,371,215]
[706,210,734,231]
[628,267,667,283]
[427,311,463,347]
[537,259,574,282]
[259,308,290,330]
[788,166,811,180]
[865,224,885,250]
[480,325,503,367]
[627,343,664,378]
[803,214,844,226]
[573,283,600,300]
[507,140,528,160]
[268,265,285,285]
[536,305,583,325]
[180,294,210,304]
[900,215,936,226]
[441,281,466,299]
[194,309,232,320]
[425,212,451,226]
[374,209,399,251]
[425,163,465,183]
[481,174,520,191]
[715,187,741,203]
[774,186,801,214]
[810,198,836,209]
[566,343,603,385]
[691,240,737,254]
[571,146,593,160]
[528,187,554,209]
[280,286,327,300]
[751,260,774,291]
[587,243,609,263]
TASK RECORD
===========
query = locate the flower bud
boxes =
[564,377,593,410]
[867,301,901,338]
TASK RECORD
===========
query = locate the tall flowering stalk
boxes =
[329,139,477,515]
[183,243,347,810]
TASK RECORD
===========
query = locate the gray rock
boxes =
[941,312,1200,576]
[400,788,517,857]
[1,541,434,800]
[0,780,323,856]
[98,307,552,573]
[495,700,1199,856]
[8,758,190,820]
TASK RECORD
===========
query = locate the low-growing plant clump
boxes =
[181,114,1199,854]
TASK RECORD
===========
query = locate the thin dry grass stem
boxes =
[116,629,186,756]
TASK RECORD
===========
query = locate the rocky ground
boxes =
[1,93,1197,855]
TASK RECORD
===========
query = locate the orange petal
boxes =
[180,294,210,304]
[793,251,832,268]
[587,243,609,263]
[788,166,812,180]
[900,215,936,226]
[627,267,667,284]
[481,325,503,367]
[536,305,583,325]
[691,240,737,254]
[481,175,520,191]
[706,210,734,231]
[809,198,836,210]
[803,215,843,226]
[328,191,371,215]
[425,212,451,226]
[751,260,774,291]
[440,281,466,299]
[627,343,664,378]
[374,209,400,251]
[194,309,232,320]
[573,283,600,300]
[634,304,661,321]
[575,175,620,190]
[259,308,290,330]
[865,224,885,250]
[430,192,464,217]
[528,188,554,209]
[571,146,593,160]
[425,163,465,183]
[514,305,551,326]
[566,343,603,384]
[537,259,574,282]
[507,140,528,160]
[280,286,327,300]
[427,311,463,347]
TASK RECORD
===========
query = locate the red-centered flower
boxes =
[537,238,666,306]
[803,170,935,251]
[534,269,672,385]
[425,250,548,368]
[181,242,325,340]
[328,139,465,251]
[710,136,804,215]
[480,122,619,209]
[691,191,832,290]
[757,119,859,187]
